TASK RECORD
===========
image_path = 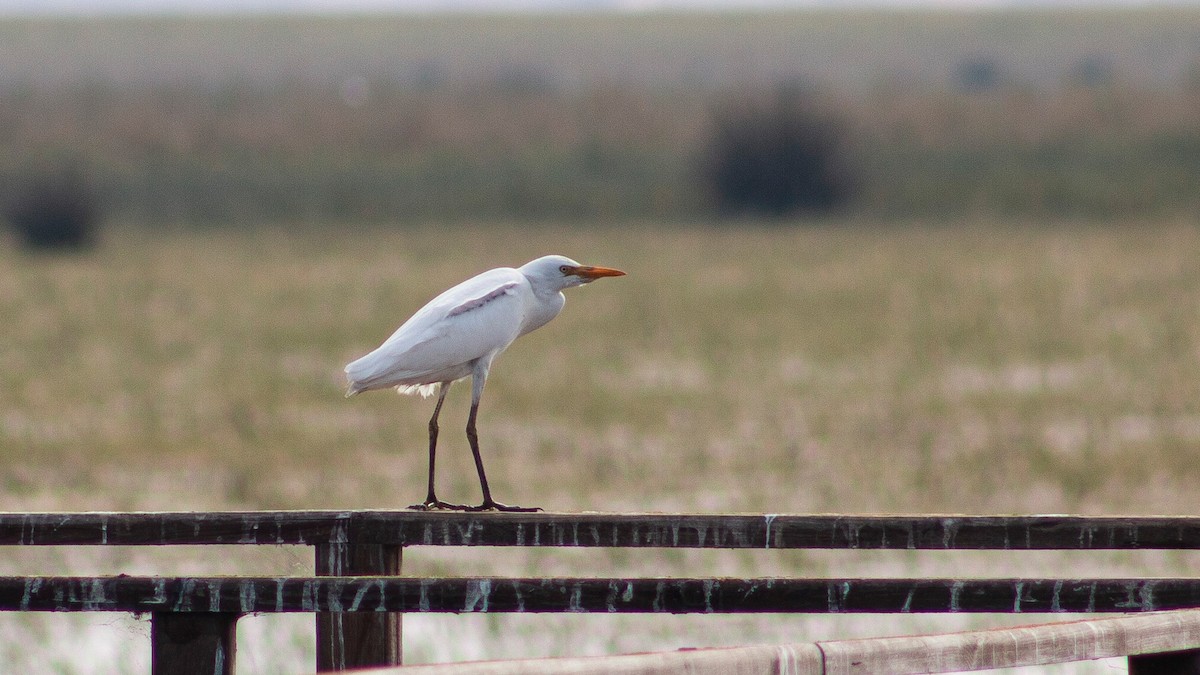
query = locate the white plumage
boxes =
[345,255,625,511]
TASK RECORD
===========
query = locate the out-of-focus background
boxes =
[2,1,1200,672]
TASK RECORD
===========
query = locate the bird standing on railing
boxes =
[345,255,625,512]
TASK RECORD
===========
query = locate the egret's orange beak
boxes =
[570,265,626,281]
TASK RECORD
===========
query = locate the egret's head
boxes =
[521,255,626,290]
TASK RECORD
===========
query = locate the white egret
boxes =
[345,255,625,512]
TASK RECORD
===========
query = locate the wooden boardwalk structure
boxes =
[2,511,1200,673]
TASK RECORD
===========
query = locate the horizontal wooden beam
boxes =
[385,610,1200,675]
[3,511,1200,549]
[2,576,1200,614]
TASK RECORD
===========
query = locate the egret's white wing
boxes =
[345,269,530,394]
[379,282,525,379]
[376,269,521,347]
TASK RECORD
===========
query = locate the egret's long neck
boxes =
[519,289,565,337]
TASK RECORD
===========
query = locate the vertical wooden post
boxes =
[1130,649,1200,675]
[315,542,403,671]
[151,612,238,675]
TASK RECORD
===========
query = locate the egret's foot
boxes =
[469,500,542,512]
[408,499,473,511]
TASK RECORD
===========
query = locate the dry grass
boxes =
[1,219,1199,671]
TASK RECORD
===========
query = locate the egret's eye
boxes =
[559,265,571,274]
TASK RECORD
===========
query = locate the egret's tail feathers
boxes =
[344,361,369,396]
[345,352,440,398]
[343,378,436,399]
[344,356,374,397]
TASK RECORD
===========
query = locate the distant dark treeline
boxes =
[2,10,1200,228]
[2,77,1200,227]
[4,11,1200,228]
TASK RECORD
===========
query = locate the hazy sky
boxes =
[0,0,1194,13]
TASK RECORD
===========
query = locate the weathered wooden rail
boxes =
[8,575,1200,614]
[386,609,1200,674]
[3,511,1200,673]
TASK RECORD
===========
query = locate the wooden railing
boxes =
[389,609,1200,674]
[3,511,1200,673]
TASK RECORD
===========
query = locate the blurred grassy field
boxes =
[4,219,1200,514]
[2,219,1200,671]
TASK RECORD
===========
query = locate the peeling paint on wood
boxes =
[2,576,1199,614]
[313,542,401,672]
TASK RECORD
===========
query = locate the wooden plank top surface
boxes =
[2,511,1200,549]
[3,575,1200,614]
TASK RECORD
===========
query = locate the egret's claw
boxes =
[409,500,473,511]
[470,500,542,512]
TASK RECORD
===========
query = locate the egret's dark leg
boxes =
[466,397,540,513]
[409,382,469,511]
